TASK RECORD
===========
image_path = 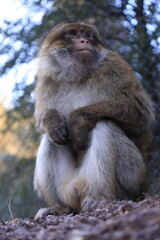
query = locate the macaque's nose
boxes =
[80,38,88,44]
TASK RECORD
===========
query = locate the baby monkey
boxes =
[34,21,154,218]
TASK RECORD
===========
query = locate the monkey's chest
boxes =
[50,89,93,115]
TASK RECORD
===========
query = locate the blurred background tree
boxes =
[0,0,159,220]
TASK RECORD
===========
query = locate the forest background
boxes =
[0,0,159,220]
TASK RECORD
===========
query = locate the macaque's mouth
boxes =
[74,49,93,53]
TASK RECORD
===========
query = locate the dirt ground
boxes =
[1,196,160,240]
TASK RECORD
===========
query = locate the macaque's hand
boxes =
[39,109,68,145]
[67,110,96,152]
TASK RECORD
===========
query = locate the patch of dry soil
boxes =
[1,196,160,240]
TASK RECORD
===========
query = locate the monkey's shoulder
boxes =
[93,50,139,89]
[100,51,134,75]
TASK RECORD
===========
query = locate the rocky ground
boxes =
[1,196,160,240]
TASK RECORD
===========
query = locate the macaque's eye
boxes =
[68,30,77,36]
[92,35,99,44]
[83,32,91,39]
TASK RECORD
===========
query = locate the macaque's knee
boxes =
[83,120,146,199]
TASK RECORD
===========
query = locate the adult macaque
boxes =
[34,22,154,217]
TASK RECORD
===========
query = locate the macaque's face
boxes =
[43,22,105,64]
[63,27,99,65]
[38,22,107,81]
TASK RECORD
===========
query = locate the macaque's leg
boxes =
[78,121,117,211]
[34,122,146,215]
[75,121,146,211]
[34,134,77,217]
[113,122,147,197]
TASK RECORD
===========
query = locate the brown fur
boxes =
[34,22,154,218]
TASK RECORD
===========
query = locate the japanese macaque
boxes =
[34,21,154,218]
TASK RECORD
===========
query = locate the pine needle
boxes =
[8,198,14,220]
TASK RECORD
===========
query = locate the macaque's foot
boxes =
[81,195,108,212]
[34,206,71,219]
